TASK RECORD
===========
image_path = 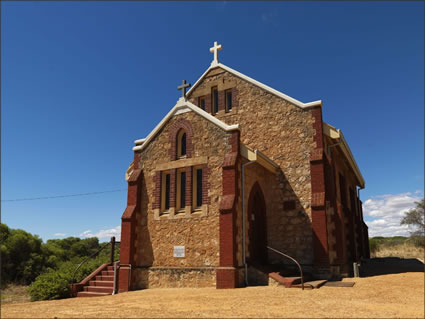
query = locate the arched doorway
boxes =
[247,182,268,265]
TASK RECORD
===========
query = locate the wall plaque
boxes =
[173,246,185,258]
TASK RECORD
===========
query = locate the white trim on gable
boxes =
[132,98,240,152]
[323,122,365,188]
[186,63,322,109]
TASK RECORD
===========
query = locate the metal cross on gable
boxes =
[177,80,191,99]
[210,41,222,64]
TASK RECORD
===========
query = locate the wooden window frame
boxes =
[176,168,186,213]
[177,129,187,159]
[160,171,171,214]
[211,87,218,115]
[225,89,232,112]
[192,166,203,210]
[198,96,206,111]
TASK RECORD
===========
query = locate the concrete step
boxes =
[77,291,110,297]
[89,280,114,287]
[95,275,114,281]
[101,270,114,276]
[291,280,328,289]
[84,286,113,294]
[107,265,119,271]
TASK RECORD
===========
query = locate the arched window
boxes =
[177,129,187,158]
[169,120,193,160]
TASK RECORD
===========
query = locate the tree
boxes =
[0,224,44,284]
[401,198,424,247]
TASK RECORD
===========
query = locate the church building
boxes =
[118,42,369,291]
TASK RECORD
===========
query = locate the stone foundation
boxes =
[132,267,216,289]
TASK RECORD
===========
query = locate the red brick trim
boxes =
[219,194,235,211]
[311,192,325,208]
[153,171,161,210]
[205,93,212,114]
[185,166,193,207]
[119,165,143,292]
[216,268,237,289]
[310,148,324,162]
[170,169,176,208]
[223,152,238,168]
[168,119,194,160]
[310,106,329,265]
[202,164,210,205]
[218,89,225,112]
[231,87,239,109]
[335,200,347,264]
[218,131,240,289]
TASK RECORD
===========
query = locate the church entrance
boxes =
[247,182,268,265]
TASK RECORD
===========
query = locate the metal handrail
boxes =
[267,246,304,290]
[71,237,119,284]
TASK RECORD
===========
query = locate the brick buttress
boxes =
[119,154,143,292]
[217,131,240,288]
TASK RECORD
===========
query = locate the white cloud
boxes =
[53,233,66,237]
[79,230,93,237]
[79,226,121,241]
[363,192,422,237]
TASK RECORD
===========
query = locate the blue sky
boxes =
[1,1,424,241]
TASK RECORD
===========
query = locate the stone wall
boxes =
[189,68,316,265]
[132,110,234,288]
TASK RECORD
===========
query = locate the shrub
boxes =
[27,270,71,301]
[28,256,112,301]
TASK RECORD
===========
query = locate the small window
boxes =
[211,87,218,114]
[161,172,171,212]
[199,97,206,111]
[193,167,203,209]
[177,129,186,158]
[225,90,232,112]
[176,169,186,212]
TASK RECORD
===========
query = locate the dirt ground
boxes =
[0,285,30,305]
[2,258,424,318]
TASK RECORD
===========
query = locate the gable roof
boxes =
[186,62,322,109]
[132,97,239,152]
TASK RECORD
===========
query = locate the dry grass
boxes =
[1,284,30,305]
[373,243,424,260]
[2,270,424,318]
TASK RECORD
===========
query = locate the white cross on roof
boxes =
[210,41,222,66]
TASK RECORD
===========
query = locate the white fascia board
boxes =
[186,63,322,109]
[339,131,365,188]
[132,98,239,152]
[323,122,365,188]
[134,138,146,145]
[240,144,279,173]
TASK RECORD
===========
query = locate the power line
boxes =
[1,189,127,202]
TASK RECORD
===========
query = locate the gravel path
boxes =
[2,271,423,318]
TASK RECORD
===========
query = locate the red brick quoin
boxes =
[168,119,194,161]
[217,131,240,289]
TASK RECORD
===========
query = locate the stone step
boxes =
[95,275,114,281]
[84,286,114,294]
[77,291,110,298]
[89,280,114,287]
[269,273,302,288]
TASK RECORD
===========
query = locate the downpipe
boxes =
[242,159,256,286]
